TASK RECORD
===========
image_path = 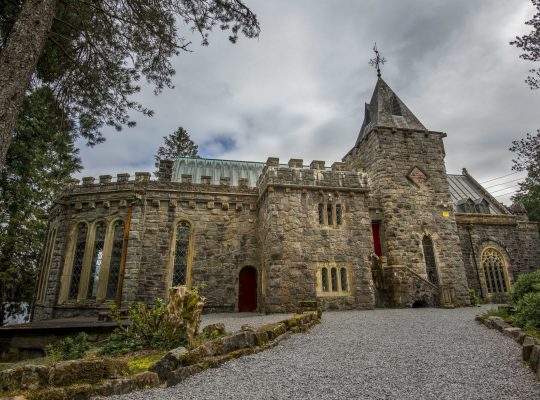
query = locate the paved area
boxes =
[105,306,540,400]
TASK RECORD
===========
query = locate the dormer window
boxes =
[457,197,491,214]
[391,95,402,116]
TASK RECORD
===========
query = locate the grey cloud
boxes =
[75,0,540,205]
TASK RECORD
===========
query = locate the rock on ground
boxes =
[97,306,540,400]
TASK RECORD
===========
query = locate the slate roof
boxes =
[355,78,427,146]
[446,174,506,214]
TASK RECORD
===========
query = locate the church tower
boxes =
[344,78,470,307]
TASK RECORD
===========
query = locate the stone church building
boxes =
[32,78,540,321]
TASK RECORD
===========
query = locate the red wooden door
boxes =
[371,222,382,257]
[238,266,257,312]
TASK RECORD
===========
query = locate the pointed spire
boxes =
[354,78,427,146]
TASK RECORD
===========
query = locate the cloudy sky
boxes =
[75,0,539,205]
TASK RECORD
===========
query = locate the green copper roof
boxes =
[172,157,265,187]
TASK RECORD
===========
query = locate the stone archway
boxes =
[238,266,257,312]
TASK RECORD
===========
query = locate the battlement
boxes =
[258,157,369,193]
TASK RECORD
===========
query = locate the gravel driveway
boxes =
[104,306,540,400]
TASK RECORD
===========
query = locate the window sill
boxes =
[316,291,351,298]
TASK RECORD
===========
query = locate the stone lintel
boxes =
[266,157,279,167]
[455,213,517,226]
[288,158,303,168]
[310,160,325,170]
[81,176,95,186]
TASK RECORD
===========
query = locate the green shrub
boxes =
[468,288,482,306]
[513,291,540,330]
[511,270,540,303]
[99,288,204,355]
[99,299,182,356]
[45,332,90,361]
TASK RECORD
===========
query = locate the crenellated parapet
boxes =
[257,157,370,198]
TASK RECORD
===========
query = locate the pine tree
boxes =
[0,0,260,170]
[154,127,199,175]
[0,87,81,324]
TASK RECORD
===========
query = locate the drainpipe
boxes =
[116,205,133,308]
[467,224,484,299]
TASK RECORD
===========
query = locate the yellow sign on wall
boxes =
[442,211,450,217]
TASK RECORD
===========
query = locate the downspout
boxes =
[467,224,484,299]
[116,205,133,308]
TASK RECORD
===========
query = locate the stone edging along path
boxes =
[476,314,540,380]
[0,311,320,399]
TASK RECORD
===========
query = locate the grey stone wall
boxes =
[456,214,540,299]
[345,127,470,306]
[257,158,375,312]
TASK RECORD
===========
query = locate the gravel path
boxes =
[104,306,540,400]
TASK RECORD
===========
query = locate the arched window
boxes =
[37,227,57,304]
[106,221,125,299]
[172,221,191,286]
[321,268,329,292]
[336,204,343,225]
[87,222,106,299]
[481,248,508,293]
[340,267,348,291]
[318,203,324,225]
[327,204,333,225]
[69,223,88,299]
[422,236,439,285]
[331,268,338,292]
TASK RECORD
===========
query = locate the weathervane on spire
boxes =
[369,42,386,78]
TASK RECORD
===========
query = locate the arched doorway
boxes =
[238,266,257,312]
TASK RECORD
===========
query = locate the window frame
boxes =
[167,218,195,290]
[316,264,351,297]
[480,247,510,296]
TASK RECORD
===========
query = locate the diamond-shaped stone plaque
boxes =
[407,166,428,189]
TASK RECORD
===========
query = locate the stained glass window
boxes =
[331,268,338,292]
[340,267,348,291]
[106,221,125,299]
[172,221,191,286]
[422,236,439,285]
[318,203,324,225]
[482,248,508,293]
[69,223,88,300]
[336,204,343,225]
[321,268,329,292]
[87,222,106,299]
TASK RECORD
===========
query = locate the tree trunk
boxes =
[0,0,58,170]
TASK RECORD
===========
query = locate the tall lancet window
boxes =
[422,236,439,285]
[106,221,125,299]
[172,221,191,286]
[87,222,106,299]
[69,223,88,299]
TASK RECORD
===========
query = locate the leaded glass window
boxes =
[336,204,343,225]
[482,248,508,293]
[69,224,88,299]
[331,268,338,292]
[327,204,333,225]
[422,236,439,285]
[318,203,324,225]
[87,222,106,299]
[106,221,125,299]
[321,268,329,292]
[37,227,57,303]
[172,221,191,286]
[340,267,348,291]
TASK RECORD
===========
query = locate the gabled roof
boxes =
[355,78,427,146]
[447,173,508,215]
